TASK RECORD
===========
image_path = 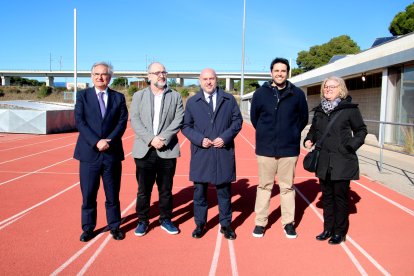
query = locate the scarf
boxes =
[321,97,341,114]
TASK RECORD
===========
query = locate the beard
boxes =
[154,79,166,89]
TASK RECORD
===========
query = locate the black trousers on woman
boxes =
[134,149,176,222]
[319,174,350,236]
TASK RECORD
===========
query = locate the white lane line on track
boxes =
[0,157,74,187]
[0,144,75,165]
[239,132,255,149]
[227,239,238,276]
[0,182,79,228]
[0,170,79,175]
[295,182,392,275]
[52,137,190,275]
[209,227,223,276]
[241,132,389,275]
[0,213,28,231]
[0,134,78,152]
[294,187,368,275]
[352,180,414,217]
[76,200,136,276]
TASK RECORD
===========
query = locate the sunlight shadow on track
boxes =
[295,185,390,275]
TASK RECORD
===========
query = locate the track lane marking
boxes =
[0,157,74,187]
[0,144,75,165]
[241,130,390,275]
[352,180,414,217]
[76,200,136,276]
[53,138,189,274]
[0,182,79,228]
[0,134,78,152]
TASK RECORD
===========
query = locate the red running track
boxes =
[0,122,413,275]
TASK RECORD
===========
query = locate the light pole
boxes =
[240,0,246,98]
[73,8,77,104]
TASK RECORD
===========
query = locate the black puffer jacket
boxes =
[304,96,367,180]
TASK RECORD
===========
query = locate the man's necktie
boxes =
[208,95,214,112]
[98,92,106,118]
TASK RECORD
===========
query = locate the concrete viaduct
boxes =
[0,70,270,91]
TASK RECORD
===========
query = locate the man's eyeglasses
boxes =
[323,85,339,90]
[149,71,168,76]
[93,73,110,77]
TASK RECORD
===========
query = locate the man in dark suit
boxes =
[74,61,128,242]
[182,68,243,240]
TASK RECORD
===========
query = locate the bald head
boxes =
[199,68,217,94]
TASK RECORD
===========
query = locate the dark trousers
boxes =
[193,182,232,227]
[80,157,122,232]
[319,175,350,236]
[134,149,176,222]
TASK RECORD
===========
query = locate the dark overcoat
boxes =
[182,88,243,185]
[304,96,367,180]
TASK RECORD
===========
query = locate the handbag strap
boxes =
[315,110,343,150]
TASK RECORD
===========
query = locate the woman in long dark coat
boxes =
[304,76,367,245]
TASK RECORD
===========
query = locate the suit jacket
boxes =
[73,87,128,162]
[130,86,184,159]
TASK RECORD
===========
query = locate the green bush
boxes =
[53,87,66,93]
[180,88,189,98]
[37,85,52,98]
[128,85,138,96]
[0,89,4,97]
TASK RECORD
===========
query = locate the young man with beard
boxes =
[250,58,308,239]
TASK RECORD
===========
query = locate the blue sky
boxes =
[0,0,412,80]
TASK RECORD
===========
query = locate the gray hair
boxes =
[91,61,114,76]
[320,76,348,99]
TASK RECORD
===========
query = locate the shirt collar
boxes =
[203,90,217,101]
[95,87,108,95]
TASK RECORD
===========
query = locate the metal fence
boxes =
[364,120,414,172]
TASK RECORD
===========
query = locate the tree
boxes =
[234,79,260,93]
[217,79,226,90]
[168,78,177,88]
[389,3,414,36]
[10,76,43,86]
[111,77,128,87]
[296,35,360,73]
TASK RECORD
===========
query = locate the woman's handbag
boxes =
[303,149,320,172]
[303,110,342,173]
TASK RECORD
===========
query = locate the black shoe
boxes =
[192,224,205,239]
[283,223,297,239]
[316,230,332,241]
[110,228,125,240]
[80,231,94,242]
[220,226,236,240]
[328,234,345,245]
[252,225,265,238]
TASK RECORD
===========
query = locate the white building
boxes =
[241,32,414,151]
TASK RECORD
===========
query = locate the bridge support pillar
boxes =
[46,76,54,87]
[1,76,10,86]
[225,78,234,92]
[176,78,184,87]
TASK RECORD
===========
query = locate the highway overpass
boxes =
[0,70,270,91]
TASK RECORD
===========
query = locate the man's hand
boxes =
[151,136,166,149]
[212,137,224,148]
[96,139,110,151]
[202,138,213,148]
